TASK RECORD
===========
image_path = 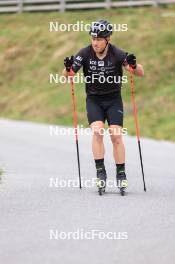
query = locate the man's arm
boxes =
[123,53,144,77]
[63,49,86,78]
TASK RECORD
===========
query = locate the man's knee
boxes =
[91,122,104,141]
[108,125,123,145]
[110,134,123,145]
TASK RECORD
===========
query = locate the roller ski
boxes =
[117,172,128,196]
[96,166,107,196]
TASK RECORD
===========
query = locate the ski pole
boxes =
[129,65,147,192]
[70,67,82,189]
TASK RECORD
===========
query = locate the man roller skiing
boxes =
[63,20,144,195]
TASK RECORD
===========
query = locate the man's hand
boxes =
[64,55,74,72]
[123,54,144,76]
[126,54,137,69]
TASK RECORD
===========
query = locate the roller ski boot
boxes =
[96,166,107,196]
[116,172,128,196]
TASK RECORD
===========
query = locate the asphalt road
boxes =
[0,118,175,264]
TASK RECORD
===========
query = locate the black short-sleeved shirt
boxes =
[72,44,127,96]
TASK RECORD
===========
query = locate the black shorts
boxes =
[86,92,124,126]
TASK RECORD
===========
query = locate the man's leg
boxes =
[90,121,105,159]
[90,121,107,190]
[109,125,127,189]
[109,125,125,165]
[86,95,107,190]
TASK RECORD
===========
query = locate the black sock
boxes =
[116,163,125,174]
[95,158,104,169]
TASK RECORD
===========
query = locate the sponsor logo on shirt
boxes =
[90,60,97,65]
[98,61,104,66]
[108,61,113,66]
[76,56,83,61]
[90,66,96,70]
[74,61,81,67]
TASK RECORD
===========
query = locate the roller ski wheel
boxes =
[96,167,107,196]
[98,186,105,196]
[117,172,128,196]
[120,188,125,196]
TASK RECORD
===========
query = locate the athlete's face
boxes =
[91,37,109,53]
